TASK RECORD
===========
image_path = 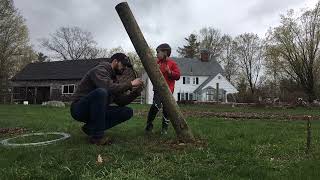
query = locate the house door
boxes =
[206,88,215,101]
[36,87,50,104]
[26,87,36,104]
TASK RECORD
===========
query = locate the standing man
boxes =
[145,43,181,135]
[70,53,143,145]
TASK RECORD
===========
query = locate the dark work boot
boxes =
[161,126,168,135]
[89,136,112,146]
[161,117,169,135]
[81,125,90,136]
[145,123,154,134]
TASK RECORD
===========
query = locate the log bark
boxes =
[115,2,194,141]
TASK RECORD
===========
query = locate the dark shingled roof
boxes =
[11,58,110,81]
[172,57,224,76]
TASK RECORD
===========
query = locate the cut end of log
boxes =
[115,2,128,10]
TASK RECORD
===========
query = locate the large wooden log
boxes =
[115,2,194,141]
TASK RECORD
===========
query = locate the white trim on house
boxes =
[61,84,76,95]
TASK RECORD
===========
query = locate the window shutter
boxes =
[196,77,199,84]
[183,77,185,84]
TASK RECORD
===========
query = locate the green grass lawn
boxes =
[0,104,319,180]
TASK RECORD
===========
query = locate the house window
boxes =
[183,77,190,84]
[181,93,185,100]
[62,84,75,94]
[206,88,215,101]
[180,92,193,101]
[192,77,199,85]
[189,93,194,100]
[218,76,221,80]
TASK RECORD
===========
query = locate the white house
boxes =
[142,52,238,104]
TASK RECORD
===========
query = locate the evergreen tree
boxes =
[177,34,200,58]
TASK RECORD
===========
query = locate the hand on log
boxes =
[131,78,143,87]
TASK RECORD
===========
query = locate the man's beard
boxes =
[115,68,123,75]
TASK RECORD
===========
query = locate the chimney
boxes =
[200,49,210,62]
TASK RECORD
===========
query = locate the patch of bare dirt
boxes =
[134,110,318,121]
[182,111,318,121]
[0,128,28,136]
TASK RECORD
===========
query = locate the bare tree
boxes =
[264,45,285,83]
[219,35,238,84]
[94,48,109,58]
[234,33,264,95]
[40,26,99,60]
[264,44,288,98]
[199,27,228,59]
[268,3,320,102]
[107,46,125,57]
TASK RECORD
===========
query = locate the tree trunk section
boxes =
[115,2,194,142]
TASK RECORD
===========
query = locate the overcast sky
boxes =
[14,0,318,57]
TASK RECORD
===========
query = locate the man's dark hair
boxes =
[110,53,132,68]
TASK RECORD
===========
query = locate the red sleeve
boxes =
[169,61,180,80]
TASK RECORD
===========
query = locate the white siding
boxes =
[173,76,208,101]
[202,73,238,94]
[146,78,154,104]
[144,76,208,104]
[143,73,238,104]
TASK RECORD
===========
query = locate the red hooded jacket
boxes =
[157,57,180,93]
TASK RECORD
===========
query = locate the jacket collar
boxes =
[157,58,168,63]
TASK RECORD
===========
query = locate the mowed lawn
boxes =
[0,104,319,180]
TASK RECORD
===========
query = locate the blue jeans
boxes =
[70,88,133,137]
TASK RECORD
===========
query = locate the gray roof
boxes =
[172,57,224,76]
